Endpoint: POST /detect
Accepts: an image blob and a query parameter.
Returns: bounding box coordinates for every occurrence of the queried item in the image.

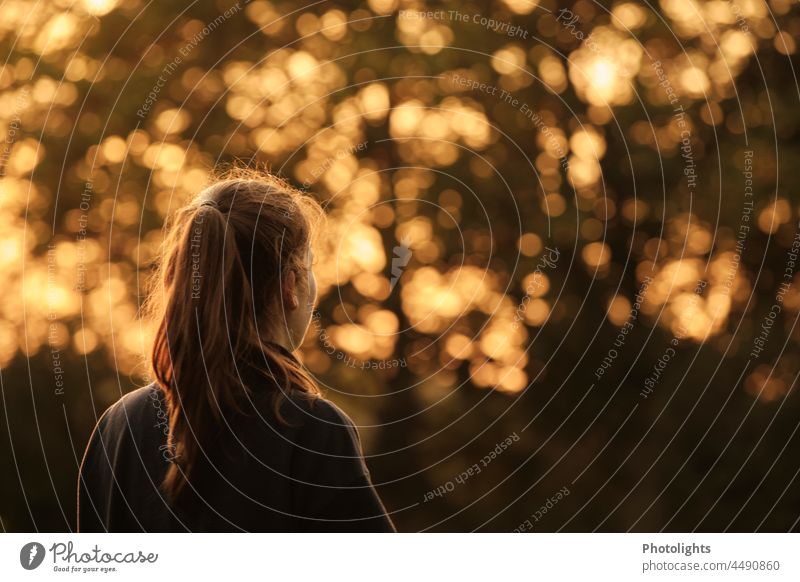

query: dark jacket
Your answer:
[77,370,396,532]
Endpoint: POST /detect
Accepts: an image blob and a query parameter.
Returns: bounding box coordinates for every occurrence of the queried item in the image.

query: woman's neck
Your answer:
[263,326,295,354]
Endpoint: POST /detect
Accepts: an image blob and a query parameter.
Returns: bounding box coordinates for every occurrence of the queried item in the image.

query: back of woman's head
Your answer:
[146,168,324,503]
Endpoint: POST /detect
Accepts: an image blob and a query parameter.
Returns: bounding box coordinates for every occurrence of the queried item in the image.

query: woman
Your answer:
[77,170,395,532]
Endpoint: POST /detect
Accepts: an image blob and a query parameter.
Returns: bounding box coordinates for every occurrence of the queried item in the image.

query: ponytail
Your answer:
[147,173,323,503]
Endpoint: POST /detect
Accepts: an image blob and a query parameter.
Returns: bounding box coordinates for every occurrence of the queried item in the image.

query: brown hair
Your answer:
[146,168,324,503]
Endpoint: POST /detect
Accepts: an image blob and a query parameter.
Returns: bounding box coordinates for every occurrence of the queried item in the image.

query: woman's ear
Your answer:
[282,269,299,310]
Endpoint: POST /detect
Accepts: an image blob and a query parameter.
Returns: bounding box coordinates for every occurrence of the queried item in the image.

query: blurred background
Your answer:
[1,0,799,532]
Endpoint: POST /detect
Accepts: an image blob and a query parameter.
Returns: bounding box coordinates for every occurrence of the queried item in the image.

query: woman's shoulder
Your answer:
[93,384,164,432]
[285,394,371,486]
[281,393,363,451]
[111,383,163,412]
[95,383,360,448]
[283,392,356,429]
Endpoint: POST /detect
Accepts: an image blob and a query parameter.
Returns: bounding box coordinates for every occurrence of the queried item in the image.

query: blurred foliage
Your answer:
[1,0,800,532]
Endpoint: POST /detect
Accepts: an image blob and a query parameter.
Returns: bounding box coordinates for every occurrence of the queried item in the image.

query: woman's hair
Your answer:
[145,168,324,503]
